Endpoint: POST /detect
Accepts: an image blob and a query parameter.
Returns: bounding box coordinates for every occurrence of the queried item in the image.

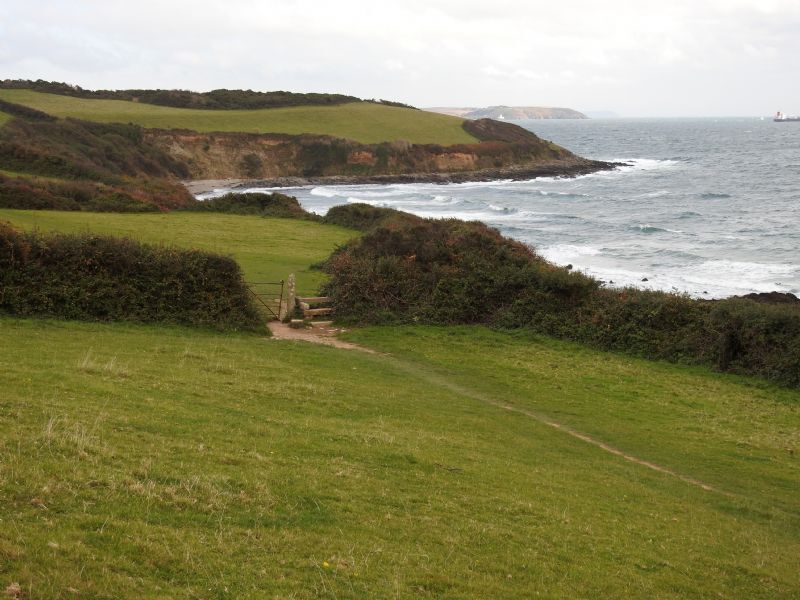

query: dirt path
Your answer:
[267,323,725,495]
[390,362,726,495]
[267,321,376,353]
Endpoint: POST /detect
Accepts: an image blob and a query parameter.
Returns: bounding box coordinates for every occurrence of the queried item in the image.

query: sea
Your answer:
[198,118,800,298]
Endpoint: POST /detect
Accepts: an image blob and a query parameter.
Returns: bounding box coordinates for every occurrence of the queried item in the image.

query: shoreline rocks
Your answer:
[185,159,621,194]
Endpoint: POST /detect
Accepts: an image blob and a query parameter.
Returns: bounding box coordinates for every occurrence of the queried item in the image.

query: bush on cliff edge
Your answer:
[322,217,800,387]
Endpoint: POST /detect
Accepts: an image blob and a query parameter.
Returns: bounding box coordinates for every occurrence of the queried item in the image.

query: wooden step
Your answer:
[297,296,331,304]
[304,307,333,317]
[309,320,333,328]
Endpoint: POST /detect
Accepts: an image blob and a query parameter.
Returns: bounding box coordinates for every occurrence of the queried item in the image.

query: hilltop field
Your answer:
[1,208,800,597]
[0,89,477,145]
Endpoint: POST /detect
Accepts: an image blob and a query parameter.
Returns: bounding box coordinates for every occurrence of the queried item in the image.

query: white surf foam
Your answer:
[310,186,341,198]
[540,244,602,265]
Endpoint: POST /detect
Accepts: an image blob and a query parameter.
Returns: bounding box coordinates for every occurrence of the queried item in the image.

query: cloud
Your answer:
[2,0,799,115]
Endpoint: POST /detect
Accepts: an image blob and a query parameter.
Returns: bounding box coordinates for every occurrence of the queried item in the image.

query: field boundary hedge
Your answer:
[321,211,800,387]
[0,222,262,330]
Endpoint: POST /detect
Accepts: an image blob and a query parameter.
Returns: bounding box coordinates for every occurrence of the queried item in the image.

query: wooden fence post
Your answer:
[281,273,296,320]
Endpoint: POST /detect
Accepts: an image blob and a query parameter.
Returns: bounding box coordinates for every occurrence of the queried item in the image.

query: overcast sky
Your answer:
[2,0,799,116]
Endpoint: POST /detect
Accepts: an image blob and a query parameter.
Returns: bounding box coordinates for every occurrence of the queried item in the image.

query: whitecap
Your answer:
[310,186,341,198]
[540,244,602,265]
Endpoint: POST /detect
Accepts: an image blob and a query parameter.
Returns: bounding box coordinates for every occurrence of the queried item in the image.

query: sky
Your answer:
[2,0,799,117]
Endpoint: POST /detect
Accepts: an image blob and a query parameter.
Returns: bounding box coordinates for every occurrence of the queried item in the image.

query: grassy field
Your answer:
[0,111,10,128]
[0,210,356,295]
[345,327,800,517]
[0,89,477,145]
[2,210,798,596]
[1,319,798,598]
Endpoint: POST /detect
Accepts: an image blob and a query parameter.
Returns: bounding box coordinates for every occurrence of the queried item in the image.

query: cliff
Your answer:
[144,118,612,184]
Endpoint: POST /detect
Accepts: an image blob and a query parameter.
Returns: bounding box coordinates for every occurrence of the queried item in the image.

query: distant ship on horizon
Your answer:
[774,111,800,122]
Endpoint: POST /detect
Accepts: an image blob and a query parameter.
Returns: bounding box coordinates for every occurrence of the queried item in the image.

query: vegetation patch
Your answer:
[0,172,169,212]
[0,222,261,330]
[184,192,317,219]
[0,89,477,145]
[323,217,800,387]
[0,105,192,211]
[0,78,414,110]
[322,202,423,231]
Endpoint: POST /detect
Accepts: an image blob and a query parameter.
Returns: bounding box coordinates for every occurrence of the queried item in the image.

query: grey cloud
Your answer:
[2,0,799,116]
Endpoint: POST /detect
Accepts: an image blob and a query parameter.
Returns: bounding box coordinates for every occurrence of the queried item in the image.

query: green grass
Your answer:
[1,319,799,597]
[0,89,477,145]
[0,111,10,128]
[345,326,800,514]
[0,210,356,295]
[0,169,66,183]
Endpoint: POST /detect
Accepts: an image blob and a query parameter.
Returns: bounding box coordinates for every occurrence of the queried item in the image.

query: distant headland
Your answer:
[426,105,588,120]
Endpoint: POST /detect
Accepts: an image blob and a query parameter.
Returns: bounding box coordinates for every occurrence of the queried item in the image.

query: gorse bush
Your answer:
[0,222,262,330]
[0,102,193,211]
[0,116,190,183]
[322,218,598,324]
[0,173,162,212]
[322,203,423,231]
[184,192,317,219]
[323,216,800,387]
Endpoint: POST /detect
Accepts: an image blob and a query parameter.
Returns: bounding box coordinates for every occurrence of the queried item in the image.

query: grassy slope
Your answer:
[1,319,798,598]
[0,90,477,145]
[0,210,355,295]
[0,111,9,128]
[346,327,800,515]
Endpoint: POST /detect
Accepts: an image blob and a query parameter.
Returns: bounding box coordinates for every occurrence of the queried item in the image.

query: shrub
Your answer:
[322,203,423,231]
[322,214,800,387]
[0,174,161,212]
[0,115,190,183]
[322,218,597,324]
[0,223,262,330]
[240,153,263,178]
[0,80,368,110]
[299,141,350,176]
[183,192,317,219]
[709,299,800,382]
[0,104,194,211]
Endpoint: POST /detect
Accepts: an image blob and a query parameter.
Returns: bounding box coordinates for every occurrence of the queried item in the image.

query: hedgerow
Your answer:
[0,222,262,330]
[322,217,800,387]
[0,79,415,110]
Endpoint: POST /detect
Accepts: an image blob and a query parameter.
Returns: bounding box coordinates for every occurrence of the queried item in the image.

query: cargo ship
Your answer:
[774,111,800,122]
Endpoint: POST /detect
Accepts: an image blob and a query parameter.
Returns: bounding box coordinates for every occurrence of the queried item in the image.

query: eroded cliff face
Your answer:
[144,119,598,182]
[148,131,298,179]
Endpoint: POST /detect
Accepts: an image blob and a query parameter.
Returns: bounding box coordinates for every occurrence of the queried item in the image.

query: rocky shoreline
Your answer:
[185,159,621,195]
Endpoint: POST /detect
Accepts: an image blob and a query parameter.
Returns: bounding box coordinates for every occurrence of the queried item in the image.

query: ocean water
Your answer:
[198,118,800,298]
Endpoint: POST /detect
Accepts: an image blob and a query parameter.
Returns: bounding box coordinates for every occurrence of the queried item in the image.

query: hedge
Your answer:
[0,222,262,330]
[322,217,800,387]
